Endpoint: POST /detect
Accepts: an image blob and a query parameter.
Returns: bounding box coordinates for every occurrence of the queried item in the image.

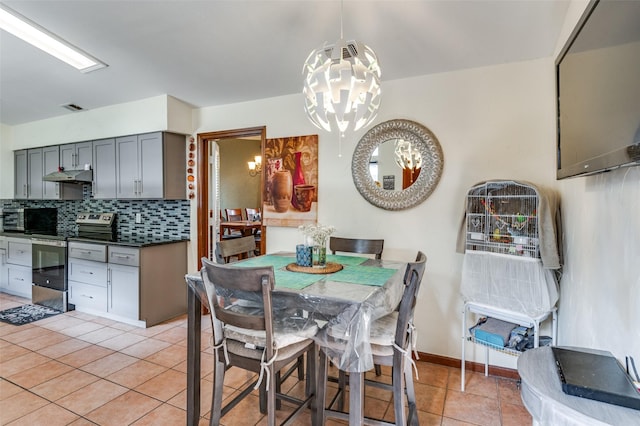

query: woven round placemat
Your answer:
[285,262,343,274]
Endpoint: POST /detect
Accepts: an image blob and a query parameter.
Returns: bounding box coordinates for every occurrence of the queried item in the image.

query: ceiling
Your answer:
[0,0,570,127]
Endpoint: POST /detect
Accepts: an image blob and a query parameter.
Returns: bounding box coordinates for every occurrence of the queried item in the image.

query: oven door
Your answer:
[32,238,67,291]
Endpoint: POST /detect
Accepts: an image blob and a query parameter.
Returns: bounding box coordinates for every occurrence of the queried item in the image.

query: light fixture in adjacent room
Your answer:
[248,155,262,177]
[302,0,382,137]
[0,4,107,73]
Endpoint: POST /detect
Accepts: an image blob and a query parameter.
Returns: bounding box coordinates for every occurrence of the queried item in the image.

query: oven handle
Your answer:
[32,238,67,248]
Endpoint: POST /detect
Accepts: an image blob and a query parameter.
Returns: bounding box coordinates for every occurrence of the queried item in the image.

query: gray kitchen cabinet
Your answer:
[14,146,64,200]
[0,237,8,293]
[108,263,139,319]
[2,237,32,298]
[14,150,27,199]
[92,138,116,199]
[115,132,185,199]
[68,257,108,312]
[60,141,93,170]
[27,148,44,199]
[42,146,60,199]
[67,240,186,327]
[15,148,46,199]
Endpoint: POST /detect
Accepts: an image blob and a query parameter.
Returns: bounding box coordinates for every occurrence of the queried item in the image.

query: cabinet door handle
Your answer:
[138,180,143,195]
[81,270,94,275]
[81,294,94,299]
[23,184,27,197]
[15,277,25,281]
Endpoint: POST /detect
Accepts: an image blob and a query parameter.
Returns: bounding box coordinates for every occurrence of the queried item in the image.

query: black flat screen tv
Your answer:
[556,0,640,179]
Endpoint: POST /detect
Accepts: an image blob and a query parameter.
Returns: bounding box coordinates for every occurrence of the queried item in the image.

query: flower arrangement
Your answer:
[298,223,335,246]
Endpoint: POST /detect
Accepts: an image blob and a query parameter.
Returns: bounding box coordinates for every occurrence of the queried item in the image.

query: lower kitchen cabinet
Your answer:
[1,237,32,298]
[108,263,139,319]
[67,240,186,327]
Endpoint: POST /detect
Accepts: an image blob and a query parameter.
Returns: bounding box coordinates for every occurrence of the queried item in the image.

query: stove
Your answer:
[76,212,117,241]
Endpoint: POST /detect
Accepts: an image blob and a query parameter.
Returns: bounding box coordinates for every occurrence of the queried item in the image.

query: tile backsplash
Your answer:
[1,198,190,240]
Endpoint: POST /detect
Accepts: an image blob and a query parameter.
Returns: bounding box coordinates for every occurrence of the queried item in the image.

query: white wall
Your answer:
[194,57,558,368]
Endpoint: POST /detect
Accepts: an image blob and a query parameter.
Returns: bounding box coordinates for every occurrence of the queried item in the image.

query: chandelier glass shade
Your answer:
[394,139,423,170]
[302,38,382,134]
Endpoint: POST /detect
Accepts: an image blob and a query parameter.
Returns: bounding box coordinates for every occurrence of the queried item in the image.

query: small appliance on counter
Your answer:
[3,207,57,234]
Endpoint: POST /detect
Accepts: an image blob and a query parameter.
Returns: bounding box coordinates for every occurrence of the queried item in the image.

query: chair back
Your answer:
[200,257,275,337]
[215,236,256,263]
[245,207,261,221]
[225,208,244,221]
[394,251,427,349]
[329,236,384,259]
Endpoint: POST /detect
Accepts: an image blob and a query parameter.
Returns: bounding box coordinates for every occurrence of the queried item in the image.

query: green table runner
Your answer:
[234,254,399,290]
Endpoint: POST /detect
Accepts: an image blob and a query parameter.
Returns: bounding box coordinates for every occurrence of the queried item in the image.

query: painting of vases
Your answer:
[263,135,318,227]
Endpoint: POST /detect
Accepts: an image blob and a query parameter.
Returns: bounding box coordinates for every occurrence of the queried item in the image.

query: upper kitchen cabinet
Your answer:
[14,148,43,199]
[14,150,27,199]
[115,132,185,199]
[60,141,93,170]
[92,138,116,199]
[15,146,82,200]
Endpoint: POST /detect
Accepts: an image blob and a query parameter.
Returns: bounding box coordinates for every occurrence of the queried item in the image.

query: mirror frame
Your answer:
[352,119,444,210]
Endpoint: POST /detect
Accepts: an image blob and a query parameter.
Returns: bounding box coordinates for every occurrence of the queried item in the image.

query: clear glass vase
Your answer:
[311,239,327,268]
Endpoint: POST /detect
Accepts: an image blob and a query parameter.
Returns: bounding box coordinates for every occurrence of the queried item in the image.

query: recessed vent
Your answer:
[62,103,84,112]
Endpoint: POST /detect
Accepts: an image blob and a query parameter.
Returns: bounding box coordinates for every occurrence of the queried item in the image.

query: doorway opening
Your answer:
[196,126,266,269]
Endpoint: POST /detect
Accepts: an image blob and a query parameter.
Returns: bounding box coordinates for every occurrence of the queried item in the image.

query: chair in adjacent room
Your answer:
[329,236,384,260]
[220,210,243,240]
[200,257,319,426]
[225,208,244,222]
[245,207,262,255]
[315,251,427,426]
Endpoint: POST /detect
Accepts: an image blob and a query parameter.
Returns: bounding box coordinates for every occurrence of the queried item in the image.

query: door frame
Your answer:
[196,126,266,269]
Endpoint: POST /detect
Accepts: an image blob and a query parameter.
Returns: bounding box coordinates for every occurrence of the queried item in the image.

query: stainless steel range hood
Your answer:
[43,169,93,183]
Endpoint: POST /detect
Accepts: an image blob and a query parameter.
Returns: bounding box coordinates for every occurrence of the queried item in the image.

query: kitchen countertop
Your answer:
[68,236,190,248]
[1,231,189,247]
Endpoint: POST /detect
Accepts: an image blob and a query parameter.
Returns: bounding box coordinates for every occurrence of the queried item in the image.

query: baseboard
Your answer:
[415,351,520,380]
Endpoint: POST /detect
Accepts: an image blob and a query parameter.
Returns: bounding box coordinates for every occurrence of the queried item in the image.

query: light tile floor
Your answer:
[0,293,532,425]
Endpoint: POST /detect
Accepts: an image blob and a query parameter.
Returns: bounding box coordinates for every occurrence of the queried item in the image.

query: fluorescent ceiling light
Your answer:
[0,4,106,73]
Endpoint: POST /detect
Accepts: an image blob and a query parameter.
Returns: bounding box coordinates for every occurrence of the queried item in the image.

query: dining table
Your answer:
[184,252,408,426]
[219,220,262,237]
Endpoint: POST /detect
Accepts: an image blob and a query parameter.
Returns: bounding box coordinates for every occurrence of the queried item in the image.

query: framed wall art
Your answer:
[263,134,318,227]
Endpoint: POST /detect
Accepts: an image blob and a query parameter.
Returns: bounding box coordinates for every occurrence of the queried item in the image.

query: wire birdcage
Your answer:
[465,181,540,258]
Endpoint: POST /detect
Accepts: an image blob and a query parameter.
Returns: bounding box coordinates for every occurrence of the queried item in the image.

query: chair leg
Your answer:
[392,354,407,426]
[337,370,347,411]
[404,361,419,426]
[297,354,305,380]
[374,363,382,376]
[210,357,225,426]
[316,348,328,426]
[268,363,277,426]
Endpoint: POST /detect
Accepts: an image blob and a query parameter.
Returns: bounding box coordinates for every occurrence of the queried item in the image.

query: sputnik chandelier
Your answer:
[394,139,423,171]
[302,0,382,139]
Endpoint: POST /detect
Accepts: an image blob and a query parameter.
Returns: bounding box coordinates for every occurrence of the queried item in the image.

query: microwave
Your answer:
[2,208,57,234]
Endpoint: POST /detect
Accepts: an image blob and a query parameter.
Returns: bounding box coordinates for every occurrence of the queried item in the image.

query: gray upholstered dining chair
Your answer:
[329,236,384,259]
[329,236,386,375]
[215,235,256,264]
[200,257,319,426]
[315,251,427,426]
